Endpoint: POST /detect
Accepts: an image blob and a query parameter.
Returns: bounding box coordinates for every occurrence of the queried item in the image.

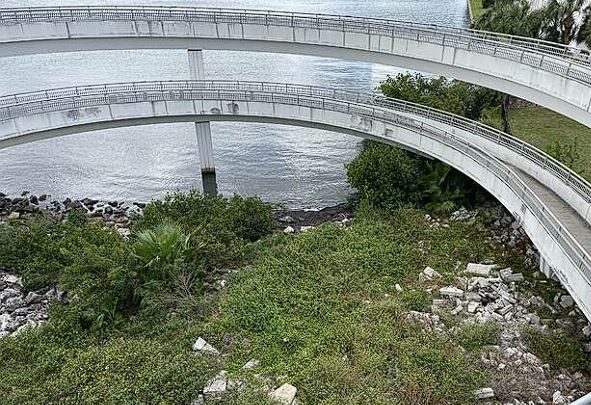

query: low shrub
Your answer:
[136,191,276,269]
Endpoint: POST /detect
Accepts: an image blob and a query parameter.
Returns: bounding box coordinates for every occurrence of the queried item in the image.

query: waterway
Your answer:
[0,0,469,208]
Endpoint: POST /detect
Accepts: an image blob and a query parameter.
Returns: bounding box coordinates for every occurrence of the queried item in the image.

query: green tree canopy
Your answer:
[474,0,545,38]
[379,73,501,121]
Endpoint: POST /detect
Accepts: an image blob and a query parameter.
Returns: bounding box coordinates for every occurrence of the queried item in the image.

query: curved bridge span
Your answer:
[0,80,591,319]
[2,7,591,126]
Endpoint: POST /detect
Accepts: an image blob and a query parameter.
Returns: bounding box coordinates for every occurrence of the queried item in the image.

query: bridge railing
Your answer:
[1,7,591,86]
[1,80,590,289]
[1,80,590,206]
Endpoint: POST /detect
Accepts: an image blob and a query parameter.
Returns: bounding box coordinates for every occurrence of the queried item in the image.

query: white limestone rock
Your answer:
[203,371,227,399]
[2,274,22,286]
[283,226,295,234]
[553,390,567,405]
[466,263,496,277]
[243,358,261,370]
[499,267,513,280]
[191,394,205,405]
[505,273,524,282]
[422,266,442,280]
[440,286,464,298]
[270,383,298,405]
[117,227,131,238]
[467,301,479,313]
[474,387,495,400]
[559,295,575,308]
[192,337,220,355]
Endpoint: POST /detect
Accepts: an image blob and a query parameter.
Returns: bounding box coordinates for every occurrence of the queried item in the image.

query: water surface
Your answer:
[0,0,468,207]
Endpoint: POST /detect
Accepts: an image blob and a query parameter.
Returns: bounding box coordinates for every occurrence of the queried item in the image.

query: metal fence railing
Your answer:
[1,80,589,205]
[1,7,591,86]
[0,80,590,289]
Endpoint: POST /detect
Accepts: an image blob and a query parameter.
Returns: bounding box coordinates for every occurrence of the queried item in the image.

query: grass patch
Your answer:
[482,104,590,180]
[469,0,484,19]
[523,327,591,372]
[501,106,591,180]
[457,323,501,351]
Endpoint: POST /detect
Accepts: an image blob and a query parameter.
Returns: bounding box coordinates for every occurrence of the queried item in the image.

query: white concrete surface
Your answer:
[2,7,591,126]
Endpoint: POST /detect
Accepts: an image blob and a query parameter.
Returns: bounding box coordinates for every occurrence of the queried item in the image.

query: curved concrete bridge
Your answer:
[0,79,590,320]
[2,7,591,126]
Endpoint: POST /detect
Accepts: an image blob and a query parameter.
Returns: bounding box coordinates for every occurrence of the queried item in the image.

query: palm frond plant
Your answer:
[132,222,202,281]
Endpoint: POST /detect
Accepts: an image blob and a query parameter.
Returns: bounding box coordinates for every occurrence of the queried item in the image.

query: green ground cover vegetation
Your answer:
[0,189,550,404]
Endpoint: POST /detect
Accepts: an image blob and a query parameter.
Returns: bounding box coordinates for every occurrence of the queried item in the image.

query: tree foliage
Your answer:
[347,142,488,214]
[346,142,422,209]
[476,0,591,46]
[380,73,501,121]
[475,0,545,38]
[542,0,586,44]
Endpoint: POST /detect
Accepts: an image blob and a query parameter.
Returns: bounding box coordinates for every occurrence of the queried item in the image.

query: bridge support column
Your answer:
[188,50,217,196]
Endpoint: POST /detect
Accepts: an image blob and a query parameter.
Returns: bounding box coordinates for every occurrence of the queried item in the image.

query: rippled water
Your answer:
[0,0,468,208]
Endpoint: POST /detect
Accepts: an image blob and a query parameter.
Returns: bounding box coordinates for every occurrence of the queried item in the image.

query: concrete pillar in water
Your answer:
[188,50,217,196]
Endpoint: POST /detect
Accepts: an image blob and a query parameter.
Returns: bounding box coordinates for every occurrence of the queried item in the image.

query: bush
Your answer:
[346,141,422,209]
[346,142,490,213]
[136,191,276,269]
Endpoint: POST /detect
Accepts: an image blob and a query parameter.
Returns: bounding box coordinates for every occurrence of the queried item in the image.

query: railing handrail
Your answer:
[0,6,590,74]
[0,5,573,47]
[1,79,589,205]
[1,79,588,293]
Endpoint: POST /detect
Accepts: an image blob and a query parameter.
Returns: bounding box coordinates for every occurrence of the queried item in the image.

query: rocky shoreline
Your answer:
[0,272,65,339]
[0,193,358,240]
